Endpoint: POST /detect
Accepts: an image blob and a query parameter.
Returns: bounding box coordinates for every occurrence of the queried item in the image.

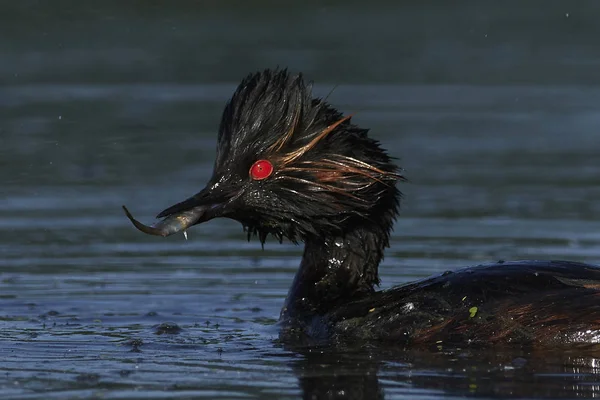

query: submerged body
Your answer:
[123,69,600,348]
[283,260,600,347]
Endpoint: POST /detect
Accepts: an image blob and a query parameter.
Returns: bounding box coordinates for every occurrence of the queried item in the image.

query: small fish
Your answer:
[122,205,207,237]
[183,230,188,240]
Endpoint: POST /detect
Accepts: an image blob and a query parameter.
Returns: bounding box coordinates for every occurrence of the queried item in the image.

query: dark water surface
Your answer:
[2,2,600,399]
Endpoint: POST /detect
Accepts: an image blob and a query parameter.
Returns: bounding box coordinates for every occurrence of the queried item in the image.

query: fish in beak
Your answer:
[122,185,228,238]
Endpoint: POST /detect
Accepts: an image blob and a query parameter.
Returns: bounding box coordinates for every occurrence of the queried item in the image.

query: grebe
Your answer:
[123,69,600,348]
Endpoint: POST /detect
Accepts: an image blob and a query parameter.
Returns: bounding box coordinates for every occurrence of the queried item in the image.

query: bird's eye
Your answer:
[249,159,274,180]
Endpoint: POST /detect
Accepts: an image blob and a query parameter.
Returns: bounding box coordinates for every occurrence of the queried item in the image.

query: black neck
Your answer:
[280,226,388,321]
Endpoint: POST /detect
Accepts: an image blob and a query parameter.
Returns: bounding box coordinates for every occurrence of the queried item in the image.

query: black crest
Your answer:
[213,69,402,244]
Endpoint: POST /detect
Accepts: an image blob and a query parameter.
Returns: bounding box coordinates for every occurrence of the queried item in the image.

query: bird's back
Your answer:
[328,260,600,347]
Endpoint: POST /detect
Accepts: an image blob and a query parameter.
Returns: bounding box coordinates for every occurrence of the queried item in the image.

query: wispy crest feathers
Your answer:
[216,69,402,243]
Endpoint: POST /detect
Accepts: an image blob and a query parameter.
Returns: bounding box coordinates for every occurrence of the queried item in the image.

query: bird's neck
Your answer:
[280,226,388,321]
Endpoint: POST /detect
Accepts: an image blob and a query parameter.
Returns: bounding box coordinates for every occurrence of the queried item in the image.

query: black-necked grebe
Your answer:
[123,69,600,348]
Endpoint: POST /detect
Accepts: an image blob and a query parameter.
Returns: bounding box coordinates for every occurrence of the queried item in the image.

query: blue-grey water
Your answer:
[2,2,600,399]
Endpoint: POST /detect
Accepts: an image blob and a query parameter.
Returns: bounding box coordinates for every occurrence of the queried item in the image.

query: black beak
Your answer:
[122,185,226,237]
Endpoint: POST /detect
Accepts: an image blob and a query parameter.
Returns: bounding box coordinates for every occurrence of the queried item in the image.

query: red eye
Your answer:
[249,159,274,180]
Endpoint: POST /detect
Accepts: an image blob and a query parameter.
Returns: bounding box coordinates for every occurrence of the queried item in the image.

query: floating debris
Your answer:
[154,322,183,335]
[469,306,478,318]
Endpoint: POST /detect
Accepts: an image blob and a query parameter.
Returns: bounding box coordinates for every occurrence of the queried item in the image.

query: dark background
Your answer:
[3,1,600,85]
